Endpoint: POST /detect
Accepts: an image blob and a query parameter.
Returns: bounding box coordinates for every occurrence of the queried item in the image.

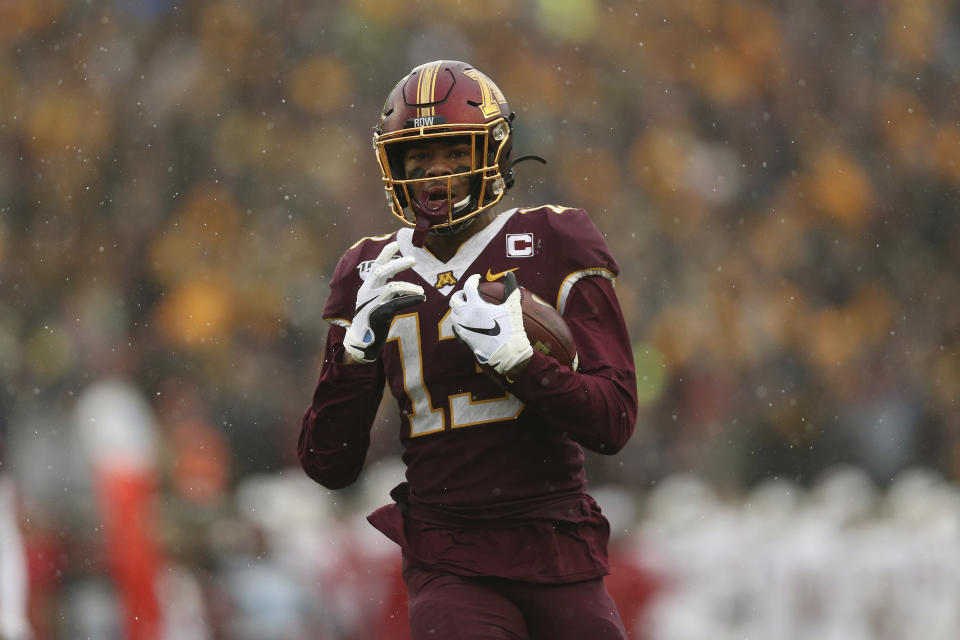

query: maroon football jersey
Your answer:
[304,205,636,582]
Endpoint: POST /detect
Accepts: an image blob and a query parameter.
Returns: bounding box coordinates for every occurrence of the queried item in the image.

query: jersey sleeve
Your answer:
[299,236,394,489]
[545,207,620,314]
[507,206,636,453]
[509,275,637,453]
[298,324,386,489]
[322,251,361,327]
[321,232,399,326]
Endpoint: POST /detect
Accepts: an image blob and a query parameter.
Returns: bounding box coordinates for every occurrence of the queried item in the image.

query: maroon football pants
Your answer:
[402,556,628,640]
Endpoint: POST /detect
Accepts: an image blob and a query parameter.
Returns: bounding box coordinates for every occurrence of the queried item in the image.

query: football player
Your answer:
[298,60,638,639]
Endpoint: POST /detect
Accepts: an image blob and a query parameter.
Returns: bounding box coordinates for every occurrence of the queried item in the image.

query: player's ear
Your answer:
[502,270,519,301]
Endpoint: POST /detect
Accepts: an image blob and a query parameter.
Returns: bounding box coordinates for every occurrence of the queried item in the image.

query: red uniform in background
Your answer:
[299,60,638,640]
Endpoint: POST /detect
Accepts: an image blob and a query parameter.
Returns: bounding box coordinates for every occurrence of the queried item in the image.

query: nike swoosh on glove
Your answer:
[344,241,425,363]
[449,271,533,375]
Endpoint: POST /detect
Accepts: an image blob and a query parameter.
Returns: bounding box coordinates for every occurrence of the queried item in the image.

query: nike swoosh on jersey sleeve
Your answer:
[485,267,519,281]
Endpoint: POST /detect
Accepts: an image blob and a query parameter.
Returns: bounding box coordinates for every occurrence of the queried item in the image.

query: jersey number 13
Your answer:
[387,312,524,437]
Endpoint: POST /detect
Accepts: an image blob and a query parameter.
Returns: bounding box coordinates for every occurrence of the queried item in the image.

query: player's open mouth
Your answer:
[419,186,451,214]
[427,186,449,201]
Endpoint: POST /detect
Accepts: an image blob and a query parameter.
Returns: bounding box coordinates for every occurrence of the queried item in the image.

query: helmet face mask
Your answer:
[373,61,514,237]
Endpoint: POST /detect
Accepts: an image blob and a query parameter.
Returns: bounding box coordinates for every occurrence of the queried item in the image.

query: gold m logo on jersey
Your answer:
[463,69,507,119]
[435,271,458,288]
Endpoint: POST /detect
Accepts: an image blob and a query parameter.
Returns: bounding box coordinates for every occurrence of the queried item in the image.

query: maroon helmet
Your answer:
[373,61,517,243]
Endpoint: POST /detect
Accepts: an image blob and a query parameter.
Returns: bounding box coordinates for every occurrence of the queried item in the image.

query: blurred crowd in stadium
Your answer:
[0,0,958,638]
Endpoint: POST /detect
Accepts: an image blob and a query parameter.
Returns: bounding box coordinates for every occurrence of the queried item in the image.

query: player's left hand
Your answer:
[449,271,533,375]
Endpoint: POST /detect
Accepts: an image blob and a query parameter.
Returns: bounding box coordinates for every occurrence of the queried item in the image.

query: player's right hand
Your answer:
[343,241,425,363]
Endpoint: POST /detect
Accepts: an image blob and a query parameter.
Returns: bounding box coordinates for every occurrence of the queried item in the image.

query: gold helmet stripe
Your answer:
[416,60,444,118]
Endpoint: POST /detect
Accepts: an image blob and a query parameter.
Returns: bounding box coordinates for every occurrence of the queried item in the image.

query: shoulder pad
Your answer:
[516,204,582,217]
[323,232,398,325]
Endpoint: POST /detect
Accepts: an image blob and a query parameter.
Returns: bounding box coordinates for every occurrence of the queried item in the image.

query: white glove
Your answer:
[449,271,533,375]
[344,241,425,363]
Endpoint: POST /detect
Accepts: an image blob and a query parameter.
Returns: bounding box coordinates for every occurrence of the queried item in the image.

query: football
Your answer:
[477,280,578,370]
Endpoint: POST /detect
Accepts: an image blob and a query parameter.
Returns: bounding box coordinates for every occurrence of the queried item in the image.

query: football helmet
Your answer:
[373,60,518,245]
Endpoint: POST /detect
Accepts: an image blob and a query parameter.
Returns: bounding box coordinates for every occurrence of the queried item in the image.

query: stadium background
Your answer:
[1,0,959,638]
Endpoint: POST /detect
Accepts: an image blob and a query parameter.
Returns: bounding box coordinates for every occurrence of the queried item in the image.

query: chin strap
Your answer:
[411,193,475,247]
[452,193,473,214]
[430,214,477,237]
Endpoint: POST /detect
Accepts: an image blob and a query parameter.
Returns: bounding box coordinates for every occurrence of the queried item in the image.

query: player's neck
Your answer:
[423,210,496,263]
